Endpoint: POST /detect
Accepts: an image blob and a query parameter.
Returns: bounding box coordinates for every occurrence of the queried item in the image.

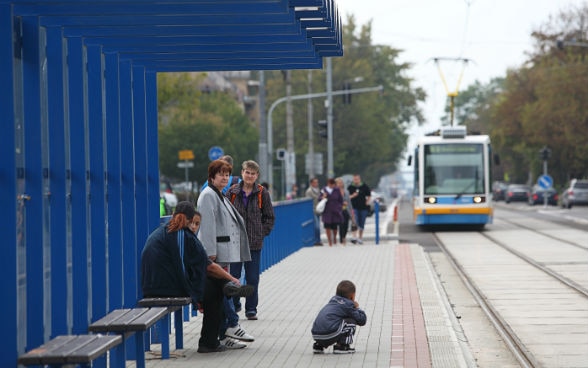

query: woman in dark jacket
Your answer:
[320,178,344,246]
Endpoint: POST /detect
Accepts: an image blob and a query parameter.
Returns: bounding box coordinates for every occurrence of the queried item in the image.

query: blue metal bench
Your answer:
[18,334,122,368]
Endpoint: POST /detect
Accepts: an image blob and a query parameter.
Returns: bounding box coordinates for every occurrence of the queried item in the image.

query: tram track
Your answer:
[432,216,588,368]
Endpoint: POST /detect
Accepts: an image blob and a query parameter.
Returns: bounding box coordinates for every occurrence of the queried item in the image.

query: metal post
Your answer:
[307,70,314,179]
[326,58,334,178]
[258,71,268,183]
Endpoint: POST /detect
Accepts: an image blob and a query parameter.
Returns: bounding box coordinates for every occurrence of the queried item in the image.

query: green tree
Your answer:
[157,73,258,184]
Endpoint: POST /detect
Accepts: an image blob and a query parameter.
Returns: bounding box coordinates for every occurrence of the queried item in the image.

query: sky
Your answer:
[334,0,586,166]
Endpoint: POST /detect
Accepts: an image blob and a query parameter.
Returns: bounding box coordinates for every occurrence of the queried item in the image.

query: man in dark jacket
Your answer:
[226,160,275,320]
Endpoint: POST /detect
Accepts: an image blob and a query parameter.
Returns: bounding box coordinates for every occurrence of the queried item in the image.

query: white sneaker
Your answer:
[221,337,246,349]
[225,324,255,342]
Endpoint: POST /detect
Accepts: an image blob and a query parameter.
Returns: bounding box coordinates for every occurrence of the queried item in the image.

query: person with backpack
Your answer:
[226,160,275,321]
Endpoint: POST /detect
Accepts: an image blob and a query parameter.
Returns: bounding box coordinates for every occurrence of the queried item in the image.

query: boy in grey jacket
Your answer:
[311,280,367,354]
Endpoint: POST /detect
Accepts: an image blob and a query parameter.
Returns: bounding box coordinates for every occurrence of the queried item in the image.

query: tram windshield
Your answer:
[424,143,485,195]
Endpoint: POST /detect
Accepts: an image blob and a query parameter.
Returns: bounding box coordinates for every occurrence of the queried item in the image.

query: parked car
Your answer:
[160,181,178,215]
[492,181,509,201]
[505,184,530,203]
[560,179,588,209]
[528,185,558,206]
[367,191,387,216]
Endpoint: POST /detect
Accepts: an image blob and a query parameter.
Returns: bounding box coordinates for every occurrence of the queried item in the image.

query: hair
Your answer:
[167,213,190,232]
[336,280,356,299]
[241,160,260,173]
[208,159,233,181]
[219,155,234,166]
[335,177,344,186]
[327,178,336,186]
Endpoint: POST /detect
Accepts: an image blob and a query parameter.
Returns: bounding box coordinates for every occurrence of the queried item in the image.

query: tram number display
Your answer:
[426,144,481,154]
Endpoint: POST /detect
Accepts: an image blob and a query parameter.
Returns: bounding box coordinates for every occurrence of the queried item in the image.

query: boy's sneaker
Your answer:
[220,337,246,349]
[312,342,325,354]
[333,344,355,354]
[225,324,255,342]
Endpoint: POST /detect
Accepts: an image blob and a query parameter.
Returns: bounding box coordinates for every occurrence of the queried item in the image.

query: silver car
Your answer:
[561,179,588,209]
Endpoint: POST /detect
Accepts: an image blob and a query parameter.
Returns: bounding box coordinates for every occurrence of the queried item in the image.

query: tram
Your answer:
[408,126,496,227]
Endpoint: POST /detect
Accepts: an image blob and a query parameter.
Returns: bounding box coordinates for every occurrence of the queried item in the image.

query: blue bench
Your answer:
[137,297,192,359]
[18,334,122,368]
[89,307,168,368]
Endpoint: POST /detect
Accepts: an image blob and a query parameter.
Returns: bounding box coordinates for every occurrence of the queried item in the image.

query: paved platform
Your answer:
[134,207,471,368]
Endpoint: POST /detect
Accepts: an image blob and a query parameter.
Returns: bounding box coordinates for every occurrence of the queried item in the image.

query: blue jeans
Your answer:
[230,250,260,316]
[313,214,321,243]
[219,296,239,339]
[353,209,368,230]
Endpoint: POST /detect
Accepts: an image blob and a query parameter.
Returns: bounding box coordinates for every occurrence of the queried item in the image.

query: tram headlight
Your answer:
[425,196,437,204]
[473,196,485,203]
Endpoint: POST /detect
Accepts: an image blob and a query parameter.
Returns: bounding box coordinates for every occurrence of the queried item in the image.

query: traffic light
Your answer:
[317,120,328,138]
[540,146,551,161]
[342,82,352,104]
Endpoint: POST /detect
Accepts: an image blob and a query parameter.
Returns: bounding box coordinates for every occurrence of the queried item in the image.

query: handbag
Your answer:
[315,197,328,214]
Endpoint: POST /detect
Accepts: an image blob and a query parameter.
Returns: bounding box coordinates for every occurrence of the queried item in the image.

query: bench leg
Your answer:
[110,342,126,368]
[160,316,170,359]
[174,308,185,349]
[134,332,146,368]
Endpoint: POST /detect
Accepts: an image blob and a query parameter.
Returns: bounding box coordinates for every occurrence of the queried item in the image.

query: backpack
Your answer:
[230,184,264,209]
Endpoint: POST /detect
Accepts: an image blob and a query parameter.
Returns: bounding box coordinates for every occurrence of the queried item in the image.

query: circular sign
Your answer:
[537,174,553,189]
[208,146,224,161]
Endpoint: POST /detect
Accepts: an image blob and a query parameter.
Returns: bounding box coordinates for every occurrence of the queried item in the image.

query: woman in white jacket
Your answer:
[196,159,252,353]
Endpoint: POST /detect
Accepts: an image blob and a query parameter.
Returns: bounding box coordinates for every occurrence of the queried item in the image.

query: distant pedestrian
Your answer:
[305,177,322,245]
[311,280,367,354]
[347,174,371,244]
[320,178,344,246]
[335,177,354,245]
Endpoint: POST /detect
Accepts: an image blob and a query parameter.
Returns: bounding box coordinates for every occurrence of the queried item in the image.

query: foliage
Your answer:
[157,73,258,185]
[264,16,426,187]
[442,4,588,188]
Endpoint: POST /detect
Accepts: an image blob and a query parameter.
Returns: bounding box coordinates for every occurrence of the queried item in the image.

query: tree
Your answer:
[157,73,258,184]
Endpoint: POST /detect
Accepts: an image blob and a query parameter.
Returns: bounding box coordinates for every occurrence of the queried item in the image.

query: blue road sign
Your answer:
[208,146,224,161]
[537,174,553,189]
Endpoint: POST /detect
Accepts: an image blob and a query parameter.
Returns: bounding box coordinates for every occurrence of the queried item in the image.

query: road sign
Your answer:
[178,149,194,160]
[208,146,224,161]
[177,161,194,168]
[537,174,553,189]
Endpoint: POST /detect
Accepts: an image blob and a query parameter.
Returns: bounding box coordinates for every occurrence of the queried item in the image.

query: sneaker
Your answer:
[197,344,227,353]
[246,313,258,320]
[357,239,363,245]
[225,324,255,342]
[313,342,325,354]
[333,344,355,354]
[350,239,358,244]
[223,282,254,298]
[220,337,246,349]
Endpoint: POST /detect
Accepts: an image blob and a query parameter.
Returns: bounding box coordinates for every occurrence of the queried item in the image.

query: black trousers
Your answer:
[198,276,226,348]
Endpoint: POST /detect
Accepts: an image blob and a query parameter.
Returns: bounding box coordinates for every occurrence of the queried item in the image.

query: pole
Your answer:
[326,58,334,178]
[266,84,384,191]
[543,158,548,208]
[307,70,314,179]
[258,71,268,184]
[286,70,295,192]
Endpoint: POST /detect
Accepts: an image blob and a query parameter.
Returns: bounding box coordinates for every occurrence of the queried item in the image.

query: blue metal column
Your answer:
[46,25,69,337]
[86,43,108,321]
[119,58,138,307]
[22,15,46,350]
[104,51,123,311]
[66,36,91,334]
[0,5,18,368]
[132,65,149,300]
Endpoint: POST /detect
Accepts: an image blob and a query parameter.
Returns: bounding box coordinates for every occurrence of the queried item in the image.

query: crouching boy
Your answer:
[311,280,367,354]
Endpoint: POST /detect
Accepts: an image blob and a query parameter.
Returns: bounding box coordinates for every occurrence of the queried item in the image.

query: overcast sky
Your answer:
[335,0,585,145]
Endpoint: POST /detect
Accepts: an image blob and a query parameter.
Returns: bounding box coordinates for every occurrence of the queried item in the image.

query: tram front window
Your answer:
[424,144,484,195]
